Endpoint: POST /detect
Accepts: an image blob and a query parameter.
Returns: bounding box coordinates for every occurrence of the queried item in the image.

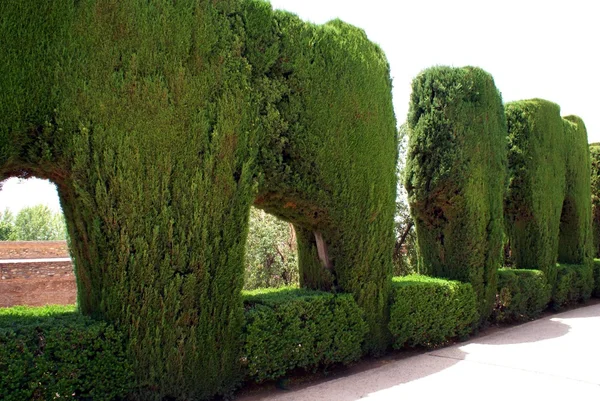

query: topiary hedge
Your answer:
[505,99,566,274]
[494,269,551,322]
[389,275,479,349]
[590,146,600,258]
[405,66,507,321]
[547,263,593,310]
[0,306,133,401]
[593,259,600,297]
[242,287,368,383]
[0,1,397,398]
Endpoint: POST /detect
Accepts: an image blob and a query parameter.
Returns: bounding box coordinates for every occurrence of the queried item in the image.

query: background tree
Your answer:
[244,208,299,290]
[394,123,417,276]
[13,205,66,241]
[0,208,15,240]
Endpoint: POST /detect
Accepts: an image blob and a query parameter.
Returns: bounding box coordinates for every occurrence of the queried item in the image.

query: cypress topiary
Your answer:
[0,1,397,398]
[590,145,600,257]
[505,101,593,278]
[405,66,507,320]
[247,4,397,354]
[504,100,567,273]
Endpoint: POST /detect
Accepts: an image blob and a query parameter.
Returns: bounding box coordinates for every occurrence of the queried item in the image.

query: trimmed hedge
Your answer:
[590,146,600,258]
[405,66,507,320]
[1,1,397,397]
[505,99,566,274]
[547,263,593,310]
[494,269,551,322]
[242,287,368,382]
[593,259,600,297]
[389,275,479,349]
[0,306,133,401]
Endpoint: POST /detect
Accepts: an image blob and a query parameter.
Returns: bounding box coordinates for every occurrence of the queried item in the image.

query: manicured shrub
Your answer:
[494,269,551,322]
[0,0,397,397]
[242,287,368,382]
[505,102,593,275]
[590,145,600,258]
[389,275,479,349]
[250,5,397,354]
[593,259,600,297]
[559,116,593,265]
[405,66,507,320]
[0,306,133,401]
[505,99,566,274]
[547,263,593,310]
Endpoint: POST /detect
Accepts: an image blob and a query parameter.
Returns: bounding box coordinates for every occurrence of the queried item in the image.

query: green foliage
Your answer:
[389,275,479,349]
[244,208,298,290]
[394,123,417,276]
[246,3,398,354]
[505,101,593,275]
[0,208,15,240]
[242,287,368,382]
[405,66,507,320]
[558,116,592,265]
[0,306,133,401]
[590,145,600,258]
[593,259,600,297]
[494,269,551,322]
[10,205,66,241]
[547,263,593,310]
[0,0,397,397]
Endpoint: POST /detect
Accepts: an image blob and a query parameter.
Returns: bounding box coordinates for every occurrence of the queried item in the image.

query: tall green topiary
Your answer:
[590,145,600,257]
[559,116,592,265]
[505,101,593,275]
[504,100,567,273]
[405,66,507,320]
[247,3,397,354]
[0,1,397,398]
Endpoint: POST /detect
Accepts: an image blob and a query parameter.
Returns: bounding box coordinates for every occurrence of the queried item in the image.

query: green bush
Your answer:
[242,287,368,382]
[389,275,479,349]
[593,259,600,297]
[405,66,507,321]
[547,263,593,309]
[494,269,551,322]
[0,306,133,401]
[590,146,600,257]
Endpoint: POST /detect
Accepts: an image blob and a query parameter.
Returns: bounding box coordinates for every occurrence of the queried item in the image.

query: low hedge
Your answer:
[0,305,133,401]
[494,269,551,322]
[593,259,600,297]
[547,263,594,310]
[389,275,479,349]
[242,287,368,383]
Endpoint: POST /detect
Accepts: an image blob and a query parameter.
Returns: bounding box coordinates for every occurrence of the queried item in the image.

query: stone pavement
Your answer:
[238,302,600,400]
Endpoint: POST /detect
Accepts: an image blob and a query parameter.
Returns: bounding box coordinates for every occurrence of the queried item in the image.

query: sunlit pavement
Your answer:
[238,302,600,400]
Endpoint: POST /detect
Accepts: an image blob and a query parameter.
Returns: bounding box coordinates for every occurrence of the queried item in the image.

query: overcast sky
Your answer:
[1,0,597,213]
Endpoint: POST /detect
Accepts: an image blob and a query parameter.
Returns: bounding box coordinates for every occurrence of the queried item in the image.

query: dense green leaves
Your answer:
[389,275,478,349]
[0,306,133,401]
[0,205,66,241]
[405,66,507,320]
[494,269,551,322]
[0,0,397,398]
[242,288,367,382]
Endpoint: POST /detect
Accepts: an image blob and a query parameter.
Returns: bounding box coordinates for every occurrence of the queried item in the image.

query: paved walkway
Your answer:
[239,302,600,400]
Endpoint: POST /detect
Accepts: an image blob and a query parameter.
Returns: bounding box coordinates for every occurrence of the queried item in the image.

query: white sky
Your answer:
[1,0,598,213]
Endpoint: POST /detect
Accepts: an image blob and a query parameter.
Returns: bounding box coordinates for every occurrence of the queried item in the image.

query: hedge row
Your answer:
[241,288,368,382]
[547,263,593,310]
[494,269,551,322]
[389,275,479,348]
[0,306,133,401]
[594,259,600,297]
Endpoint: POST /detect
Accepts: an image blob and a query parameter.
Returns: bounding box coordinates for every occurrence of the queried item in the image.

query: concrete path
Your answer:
[239,302,600,400]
